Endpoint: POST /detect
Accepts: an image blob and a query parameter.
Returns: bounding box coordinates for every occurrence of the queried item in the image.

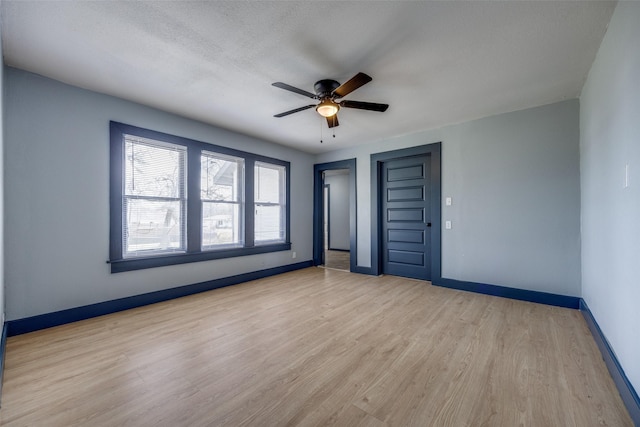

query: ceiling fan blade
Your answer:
[333,72,372,98]
[272,82,317,99]
[274,104,316,117]
[326,115,339,128]
[340,100,389,112]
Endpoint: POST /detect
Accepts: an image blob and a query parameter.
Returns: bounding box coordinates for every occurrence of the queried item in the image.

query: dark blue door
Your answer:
[381,155,432,280]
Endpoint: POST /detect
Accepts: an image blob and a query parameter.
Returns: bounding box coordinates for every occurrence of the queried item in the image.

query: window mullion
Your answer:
[284,165,290,243]
[187,147,201,253]
[245,158,255,248]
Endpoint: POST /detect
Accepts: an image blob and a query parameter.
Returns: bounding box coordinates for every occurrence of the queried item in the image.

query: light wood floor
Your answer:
[324,250,350,271]
[1,268,632,426]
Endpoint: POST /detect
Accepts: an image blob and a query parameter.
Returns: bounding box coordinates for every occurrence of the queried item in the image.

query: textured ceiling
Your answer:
[1,1,615,154]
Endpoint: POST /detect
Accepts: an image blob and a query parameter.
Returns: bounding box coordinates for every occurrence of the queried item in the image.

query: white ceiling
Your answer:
[1,1,615,154]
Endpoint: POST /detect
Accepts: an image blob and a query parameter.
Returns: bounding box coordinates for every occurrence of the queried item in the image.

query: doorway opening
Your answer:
[323,170,351,270]
[313,159,357,272]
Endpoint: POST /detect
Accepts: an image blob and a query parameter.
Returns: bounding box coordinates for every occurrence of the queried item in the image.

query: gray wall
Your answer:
[325,172,350,251]
[580,1,640,395]
[316,99,581,296]
[4,68,314,321]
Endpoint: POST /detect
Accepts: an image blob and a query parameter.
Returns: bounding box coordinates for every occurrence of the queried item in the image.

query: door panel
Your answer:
[387,208,424,222]
[382,155,432,280]
[387,186,424,201]
[388,229,424,243]
[388,249,424,265]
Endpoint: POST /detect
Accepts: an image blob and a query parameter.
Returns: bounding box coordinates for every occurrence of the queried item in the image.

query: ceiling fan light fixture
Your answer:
[316,99,339,117]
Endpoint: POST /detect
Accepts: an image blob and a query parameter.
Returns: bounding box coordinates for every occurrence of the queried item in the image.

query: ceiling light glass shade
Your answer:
[316,100,339,117]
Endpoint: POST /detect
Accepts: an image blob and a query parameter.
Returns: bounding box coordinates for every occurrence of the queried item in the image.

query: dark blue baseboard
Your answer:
[0,322,6,408]
[433,278,580,309]
[580,300,640,425]
[6,261,313,337]
[328,248,350,252]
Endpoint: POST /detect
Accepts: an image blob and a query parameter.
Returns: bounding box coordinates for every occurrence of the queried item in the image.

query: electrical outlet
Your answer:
[292,251,297,259]
[446,197,452,206]
[445,221,452,230]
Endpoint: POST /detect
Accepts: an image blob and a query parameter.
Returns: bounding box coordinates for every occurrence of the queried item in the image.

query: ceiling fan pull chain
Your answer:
[320,118,323,143]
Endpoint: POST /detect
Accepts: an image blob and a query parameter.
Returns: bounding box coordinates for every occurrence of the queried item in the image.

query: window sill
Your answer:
[109,242,292,273]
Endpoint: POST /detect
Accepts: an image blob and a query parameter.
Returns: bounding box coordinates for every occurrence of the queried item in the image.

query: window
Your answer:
[255,162,286,244]
[124,136,187,257]
[110,122,290,273]
[201,151,244,249]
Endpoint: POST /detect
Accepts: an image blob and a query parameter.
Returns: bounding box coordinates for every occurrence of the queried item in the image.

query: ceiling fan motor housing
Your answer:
[314,79,340,98]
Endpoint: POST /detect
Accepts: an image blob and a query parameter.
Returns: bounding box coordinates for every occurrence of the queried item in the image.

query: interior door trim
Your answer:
[313,159,357,272]
[370,143,442,279]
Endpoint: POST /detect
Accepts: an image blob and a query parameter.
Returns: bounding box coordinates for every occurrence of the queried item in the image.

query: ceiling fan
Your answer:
[272,72,389,128]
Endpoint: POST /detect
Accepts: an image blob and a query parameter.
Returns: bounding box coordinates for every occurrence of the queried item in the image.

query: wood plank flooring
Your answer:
[0,268,632,426]
[323,250,350,271]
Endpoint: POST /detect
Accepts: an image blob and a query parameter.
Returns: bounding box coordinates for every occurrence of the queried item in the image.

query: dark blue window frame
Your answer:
[109,121,291,273]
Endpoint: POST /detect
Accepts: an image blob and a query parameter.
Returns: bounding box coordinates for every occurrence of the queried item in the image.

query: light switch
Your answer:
[445,197,452,206]
[445,221,452,229]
